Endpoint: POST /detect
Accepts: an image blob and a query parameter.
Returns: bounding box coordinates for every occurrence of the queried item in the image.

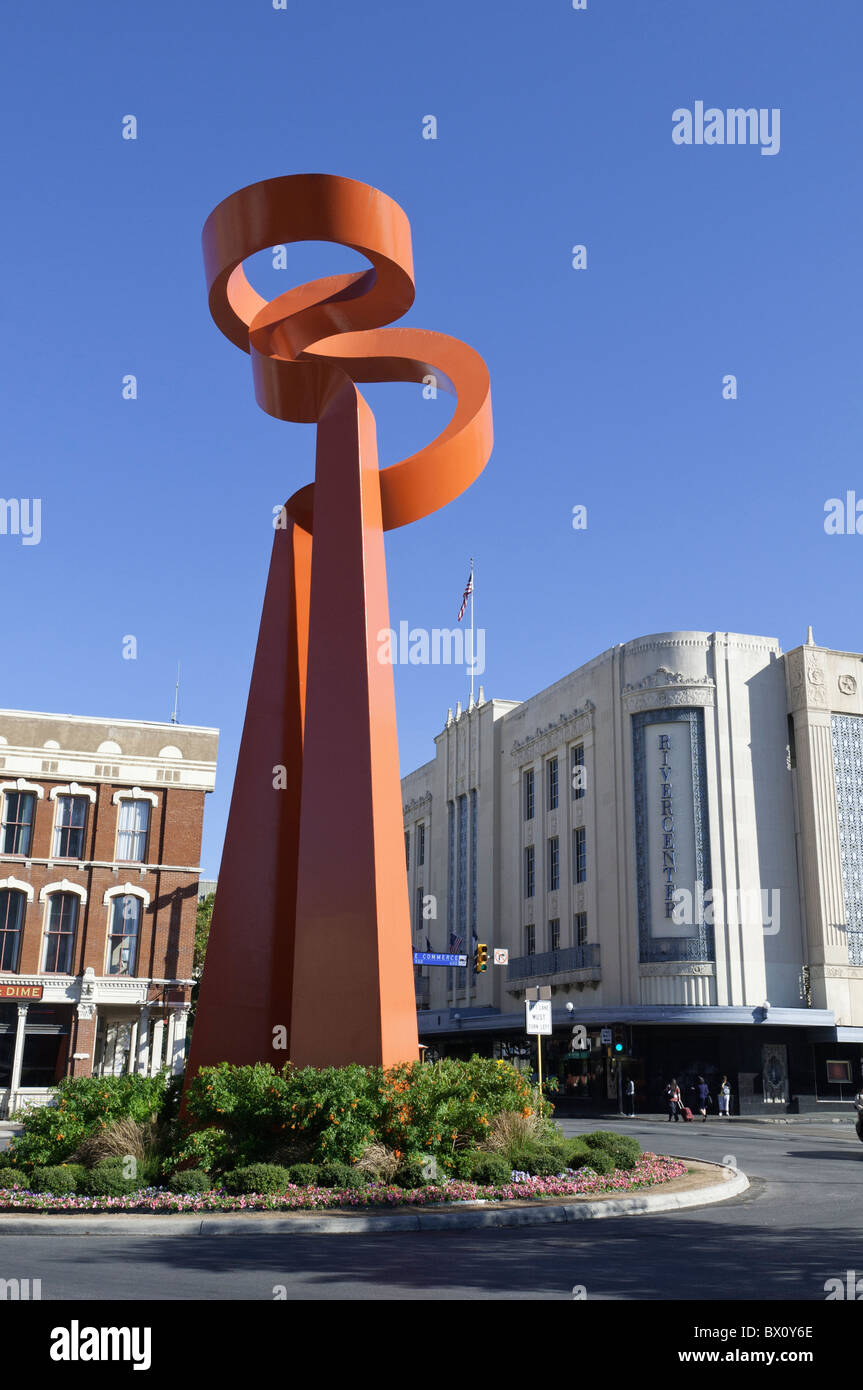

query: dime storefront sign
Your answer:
[0,984,43,1000]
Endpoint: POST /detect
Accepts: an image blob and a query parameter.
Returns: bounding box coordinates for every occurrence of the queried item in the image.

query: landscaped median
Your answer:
[0,1059,747,1230]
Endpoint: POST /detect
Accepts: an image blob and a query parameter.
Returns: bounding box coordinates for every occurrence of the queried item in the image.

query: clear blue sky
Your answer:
[1,1,861,875]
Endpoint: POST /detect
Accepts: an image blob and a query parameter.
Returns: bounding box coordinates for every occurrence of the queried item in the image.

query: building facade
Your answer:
[0,710,218,1116]
[402,630,863,1114]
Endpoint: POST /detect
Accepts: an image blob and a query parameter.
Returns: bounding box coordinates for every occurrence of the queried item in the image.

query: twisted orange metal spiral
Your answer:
[203,172,493,529]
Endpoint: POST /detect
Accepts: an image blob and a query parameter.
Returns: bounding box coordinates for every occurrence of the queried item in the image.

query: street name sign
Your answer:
[413,951,468,968]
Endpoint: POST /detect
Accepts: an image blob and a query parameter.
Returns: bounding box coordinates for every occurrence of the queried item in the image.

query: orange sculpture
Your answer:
[185,174,492,1078]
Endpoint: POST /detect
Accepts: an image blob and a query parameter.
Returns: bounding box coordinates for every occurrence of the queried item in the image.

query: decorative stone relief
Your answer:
[510,702,595,760]
[625,687,715,713]
[831,714,863,961]
[623,668,714,693]
[639,962,715,977]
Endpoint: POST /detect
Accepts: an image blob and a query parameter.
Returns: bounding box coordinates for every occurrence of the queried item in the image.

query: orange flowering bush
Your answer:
[376,1058,534,1174]
[178,1057,533,1173]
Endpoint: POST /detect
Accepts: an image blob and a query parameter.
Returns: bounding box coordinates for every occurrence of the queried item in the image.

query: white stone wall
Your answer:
[402,630,863,1027]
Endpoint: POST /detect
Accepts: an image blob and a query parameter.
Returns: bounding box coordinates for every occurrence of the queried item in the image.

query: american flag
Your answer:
[458,572,472,622]
[449,932,463,953]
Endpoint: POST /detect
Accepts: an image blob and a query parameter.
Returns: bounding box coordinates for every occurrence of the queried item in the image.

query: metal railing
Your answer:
[507,943,600,982]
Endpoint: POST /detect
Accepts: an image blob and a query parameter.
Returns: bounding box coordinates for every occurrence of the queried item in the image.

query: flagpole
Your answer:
[469,556,475,707]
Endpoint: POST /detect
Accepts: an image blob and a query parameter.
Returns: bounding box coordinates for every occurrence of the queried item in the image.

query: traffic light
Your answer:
[613,1025,625,1054]
[475,943,488,973]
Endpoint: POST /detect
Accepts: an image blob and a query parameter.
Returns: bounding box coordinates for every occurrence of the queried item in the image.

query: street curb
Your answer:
[0,1160,748,1235]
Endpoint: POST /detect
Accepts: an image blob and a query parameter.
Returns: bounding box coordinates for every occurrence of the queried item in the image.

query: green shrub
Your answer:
[508,1145,568,1178]
[79,1158,140,1197]
[180,1056,534,1174]
[577,1148,615,1176]
[222,1164,293,1195]
[315,1162,365,1190]
[563,1138,591,1166]
[582,1130,641,1171]
[286,1163,321,1187]
[169,1126,238,1175]
[6,1073,175,1170]
[466,1152,512,1186]
[393,1156,432,1189]
[30,1164,87,1194]
[168,1169,212,1195]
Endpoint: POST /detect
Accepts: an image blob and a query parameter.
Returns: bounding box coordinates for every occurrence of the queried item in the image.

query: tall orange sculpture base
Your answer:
[185,519,309,1069]
[291,384,417,1067]
[183,173,492,1086]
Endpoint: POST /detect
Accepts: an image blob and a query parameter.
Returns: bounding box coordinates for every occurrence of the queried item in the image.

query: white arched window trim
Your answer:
[0,778,44,800]
[0,876,35,902]
[49,782,97,803]
[39,879,88,905]
[111,787,158,807]
[103,882,151,909]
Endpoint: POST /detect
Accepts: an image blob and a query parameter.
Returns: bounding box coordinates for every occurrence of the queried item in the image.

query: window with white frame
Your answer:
[549,917,560,952]
[106,894,141,976]
[116,799,151,862]
[574,911,588,946]
[53,796,89,859]
[416,822,425,869]
[1,792,36,856]
[42,893,79,973]
[0,889,26,971]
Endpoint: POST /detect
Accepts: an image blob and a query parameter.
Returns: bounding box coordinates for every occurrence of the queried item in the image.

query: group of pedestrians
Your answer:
[665,1075,732,1121]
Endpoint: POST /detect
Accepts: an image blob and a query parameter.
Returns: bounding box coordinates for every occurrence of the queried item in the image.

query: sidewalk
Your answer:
[569,1111,856,1127]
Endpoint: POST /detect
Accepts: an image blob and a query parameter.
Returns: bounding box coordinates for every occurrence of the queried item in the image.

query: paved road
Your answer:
[1,1117,861,1300]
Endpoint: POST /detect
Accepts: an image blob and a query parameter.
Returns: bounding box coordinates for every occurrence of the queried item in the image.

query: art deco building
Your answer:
[402,630,863,1114]
[0,709,218,1115]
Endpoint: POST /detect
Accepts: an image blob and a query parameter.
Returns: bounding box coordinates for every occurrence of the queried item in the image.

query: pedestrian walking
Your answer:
[624,1076,636,1118]
[665,1078,682,1121]
[696,1075,710,1122]
[718,1075,731,1118]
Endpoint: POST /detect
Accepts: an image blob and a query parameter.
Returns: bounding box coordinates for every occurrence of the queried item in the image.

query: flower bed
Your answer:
[0,1154,686,1215]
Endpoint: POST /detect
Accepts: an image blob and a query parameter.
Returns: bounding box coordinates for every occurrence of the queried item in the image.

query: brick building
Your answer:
[0,709,218,1115]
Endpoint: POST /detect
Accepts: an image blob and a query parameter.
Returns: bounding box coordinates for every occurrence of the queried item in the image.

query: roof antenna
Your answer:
[171,662,181,724]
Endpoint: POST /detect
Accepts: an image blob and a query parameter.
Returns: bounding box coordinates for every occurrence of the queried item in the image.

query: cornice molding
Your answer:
[510,702,595,760]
